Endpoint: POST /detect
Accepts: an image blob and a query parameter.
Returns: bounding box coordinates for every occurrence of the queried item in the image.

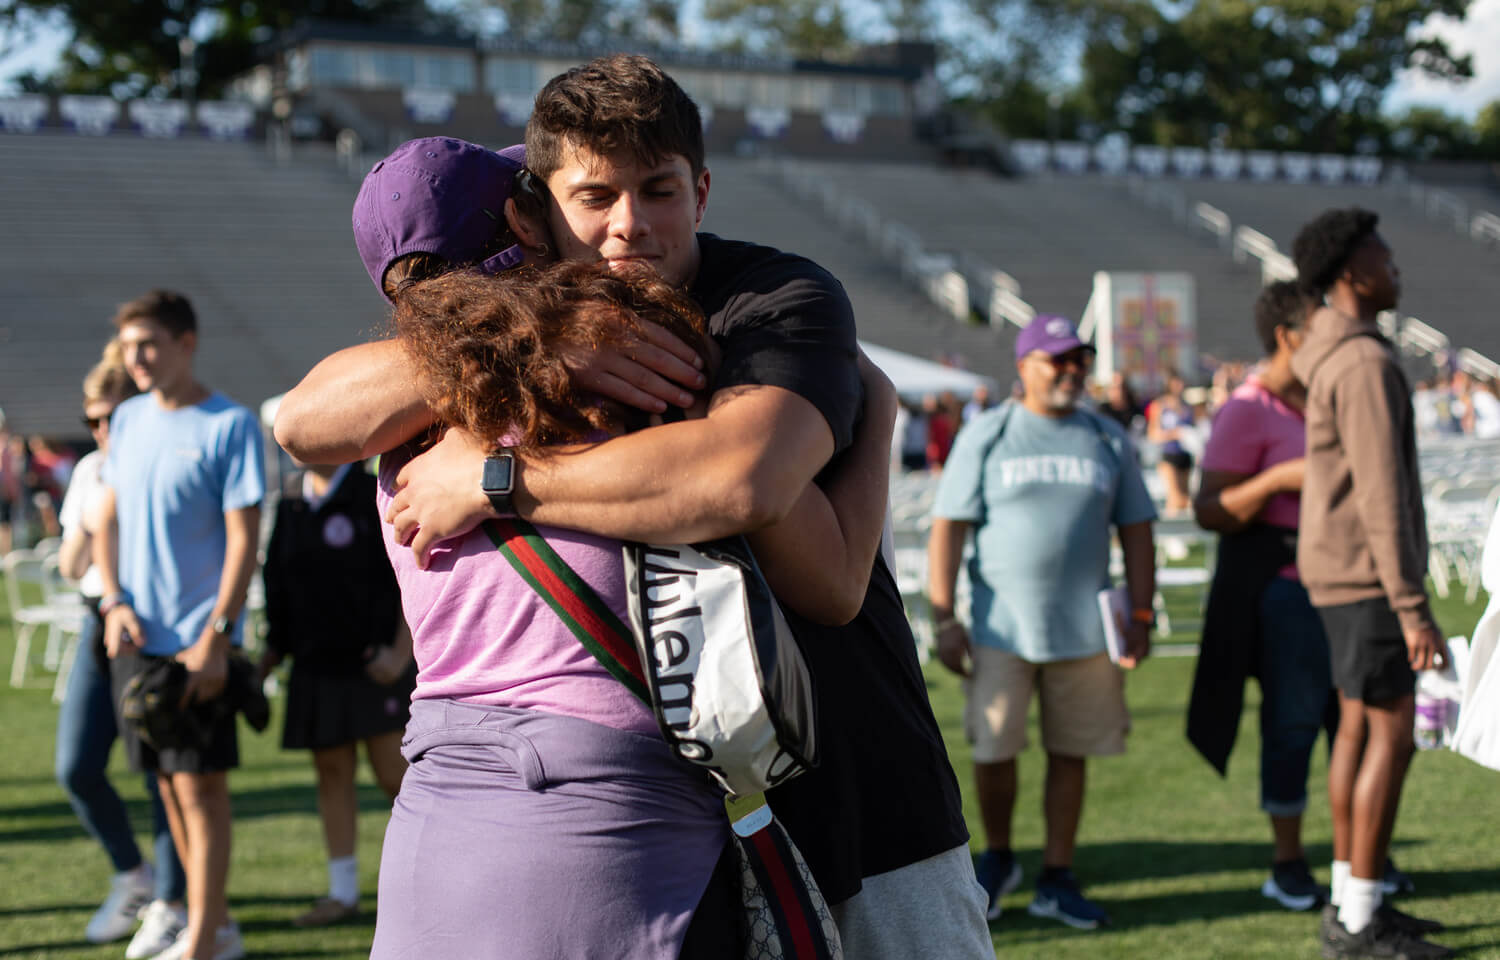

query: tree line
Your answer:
[3,0,1495,160]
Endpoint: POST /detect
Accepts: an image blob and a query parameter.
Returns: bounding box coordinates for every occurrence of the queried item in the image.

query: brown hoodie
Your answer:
[1290,306,1433,632]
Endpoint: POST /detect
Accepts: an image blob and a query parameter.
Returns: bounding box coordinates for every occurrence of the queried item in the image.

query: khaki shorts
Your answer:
[964,647,1130,763]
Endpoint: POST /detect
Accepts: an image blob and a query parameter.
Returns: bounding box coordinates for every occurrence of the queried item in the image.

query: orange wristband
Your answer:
[1130,608,1155,625]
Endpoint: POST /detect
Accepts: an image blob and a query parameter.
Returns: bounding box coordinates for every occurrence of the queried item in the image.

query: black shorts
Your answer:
[1316,597,1416,704]
[1161,449,1194,470]
[110,649,240,775]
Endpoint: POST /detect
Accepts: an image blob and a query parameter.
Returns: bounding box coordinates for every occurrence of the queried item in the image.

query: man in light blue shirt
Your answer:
[96,290,263,960]
[929,314,1157,930]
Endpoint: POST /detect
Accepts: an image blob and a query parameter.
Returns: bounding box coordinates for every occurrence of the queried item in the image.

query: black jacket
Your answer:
[1186,524,1298,775]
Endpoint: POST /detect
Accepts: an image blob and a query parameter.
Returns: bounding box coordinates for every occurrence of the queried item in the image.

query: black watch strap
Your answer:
[481,450,517,517]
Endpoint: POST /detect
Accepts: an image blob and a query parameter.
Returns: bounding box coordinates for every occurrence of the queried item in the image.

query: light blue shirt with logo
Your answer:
[933,402,1156,662]
[104,392,266,655]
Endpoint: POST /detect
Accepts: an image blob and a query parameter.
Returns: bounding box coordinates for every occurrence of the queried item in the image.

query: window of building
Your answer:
[416,52,475,92]
[368,50,416,87]
[485,57,538,95]
[308,46,358,87]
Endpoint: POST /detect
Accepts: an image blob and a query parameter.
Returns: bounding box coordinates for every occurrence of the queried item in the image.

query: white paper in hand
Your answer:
[1098,586,1130,664]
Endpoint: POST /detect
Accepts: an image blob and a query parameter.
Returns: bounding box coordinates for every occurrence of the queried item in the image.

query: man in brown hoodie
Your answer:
[1289,208,1450,960]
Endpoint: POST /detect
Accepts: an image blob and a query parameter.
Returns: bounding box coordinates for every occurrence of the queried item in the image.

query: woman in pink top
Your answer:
[1191,281,1339,913]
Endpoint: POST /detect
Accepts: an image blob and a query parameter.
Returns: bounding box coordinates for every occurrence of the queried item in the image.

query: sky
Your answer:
[2,1,1497,120]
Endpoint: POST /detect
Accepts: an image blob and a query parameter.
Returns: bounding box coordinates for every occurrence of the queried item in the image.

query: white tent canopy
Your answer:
[859,340,999,404]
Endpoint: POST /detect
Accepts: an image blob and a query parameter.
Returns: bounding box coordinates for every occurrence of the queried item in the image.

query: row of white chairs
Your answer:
[3,539,92,703]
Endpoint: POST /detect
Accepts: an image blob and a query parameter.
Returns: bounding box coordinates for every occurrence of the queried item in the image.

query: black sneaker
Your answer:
[1321,912,1452,959]
[1377,903,1444,937]
[1382,857,1416,897]
[1261,858,1325,911]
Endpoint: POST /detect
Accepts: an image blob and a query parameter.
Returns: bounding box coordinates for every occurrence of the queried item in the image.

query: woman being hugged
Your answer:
[350,139,739,960]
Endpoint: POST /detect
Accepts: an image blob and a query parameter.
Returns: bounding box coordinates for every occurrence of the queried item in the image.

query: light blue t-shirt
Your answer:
[104,392,266,655]
[932,402,1156,662]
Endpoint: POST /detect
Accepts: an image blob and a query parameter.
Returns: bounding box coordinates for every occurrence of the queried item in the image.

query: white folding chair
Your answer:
[6,549,58,687]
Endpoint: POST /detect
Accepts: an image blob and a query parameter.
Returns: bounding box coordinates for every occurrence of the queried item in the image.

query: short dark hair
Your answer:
[112,289,196,338]
[526,55,704,182]
[1253,280,1311,355]
[1291,207,1379,297]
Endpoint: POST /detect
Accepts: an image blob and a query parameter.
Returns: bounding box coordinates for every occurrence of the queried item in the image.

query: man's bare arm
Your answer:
[275,340,433,465]
[1117,520,1155,668]
[387,384,836,565]
[274,326,710,464]
[926,516,972,676]
[749,353,899,625]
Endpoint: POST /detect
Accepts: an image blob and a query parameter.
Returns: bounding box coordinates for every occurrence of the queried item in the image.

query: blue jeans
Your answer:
[1257,576,1339,817]
[55,617,185,901]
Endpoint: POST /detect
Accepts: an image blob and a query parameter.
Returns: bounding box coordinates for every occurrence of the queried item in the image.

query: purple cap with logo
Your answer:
[352,137,528,301]
[1015,313,1092,358]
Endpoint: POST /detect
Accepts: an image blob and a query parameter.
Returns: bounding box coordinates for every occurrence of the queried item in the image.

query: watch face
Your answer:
[482,455,514,494]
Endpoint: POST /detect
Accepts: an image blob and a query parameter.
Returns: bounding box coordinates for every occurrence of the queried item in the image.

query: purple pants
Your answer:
[372,699,729,960]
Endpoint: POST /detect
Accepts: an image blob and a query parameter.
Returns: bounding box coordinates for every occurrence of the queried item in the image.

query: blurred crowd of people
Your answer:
[0,409,79,554]
[894,346,1500,520]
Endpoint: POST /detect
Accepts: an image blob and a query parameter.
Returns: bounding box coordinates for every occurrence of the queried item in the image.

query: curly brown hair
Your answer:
[392,260,710,452]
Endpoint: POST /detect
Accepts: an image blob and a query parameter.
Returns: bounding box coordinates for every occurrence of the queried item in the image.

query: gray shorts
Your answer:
[830,844,994,960]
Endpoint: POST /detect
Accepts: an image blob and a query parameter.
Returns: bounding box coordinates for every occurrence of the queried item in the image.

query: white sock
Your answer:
[328,856,358,906]
[1330,860,1351,906]
[1338,876,1382,934]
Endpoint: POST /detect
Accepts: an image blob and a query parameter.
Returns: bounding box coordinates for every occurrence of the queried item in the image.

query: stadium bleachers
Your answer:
[703,156,1017,379]
[1177,178,1500,361]
[0,133,382,436]
[0,137,1006,439]
[788,163,1271,362]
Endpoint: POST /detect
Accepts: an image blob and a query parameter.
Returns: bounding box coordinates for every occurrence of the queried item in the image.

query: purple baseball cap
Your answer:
[352,137,529,301]
[1015,313,1093,358]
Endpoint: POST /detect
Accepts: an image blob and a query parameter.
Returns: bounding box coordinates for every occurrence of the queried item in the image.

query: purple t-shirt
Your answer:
[376,446,659,735]
[1202,376,1304,576]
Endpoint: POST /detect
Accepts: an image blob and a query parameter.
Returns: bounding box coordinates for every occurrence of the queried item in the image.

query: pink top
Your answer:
[1202,375,1304,578]
[376,446,659,735]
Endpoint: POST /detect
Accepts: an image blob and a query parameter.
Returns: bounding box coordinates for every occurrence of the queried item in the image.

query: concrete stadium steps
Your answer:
[1,136,1001,438]
[1178,180,1500,360]
[704,156,1017,383]
[792,163,1271,362]
[0,134,384,437]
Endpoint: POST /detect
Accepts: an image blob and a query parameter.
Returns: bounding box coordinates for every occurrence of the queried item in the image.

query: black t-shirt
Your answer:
[691,234,969,904]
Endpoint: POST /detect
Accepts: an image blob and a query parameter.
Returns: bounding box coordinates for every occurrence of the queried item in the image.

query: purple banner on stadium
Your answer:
[495,94,531,128]
[0,95,48,133]
[746,107,789,139]
[404,88,455,125]
[197,101,255,139]
[822,110,864,144]
[59,96,118,135]
[129,100,188,138]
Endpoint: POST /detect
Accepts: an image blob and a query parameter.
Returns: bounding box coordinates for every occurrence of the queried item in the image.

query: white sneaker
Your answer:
[125,900,186,960]
[149,919,245,960]
[85,864,155,943]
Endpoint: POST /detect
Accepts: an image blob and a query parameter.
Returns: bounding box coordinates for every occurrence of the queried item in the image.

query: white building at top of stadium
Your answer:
[231,19,941,160]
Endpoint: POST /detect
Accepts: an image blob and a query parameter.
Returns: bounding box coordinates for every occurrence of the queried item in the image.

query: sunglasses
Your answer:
[1039,349,1095,369]
[81,415,109,430]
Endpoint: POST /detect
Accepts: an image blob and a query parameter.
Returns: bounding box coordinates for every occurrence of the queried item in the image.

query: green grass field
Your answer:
[2,579,1496,959]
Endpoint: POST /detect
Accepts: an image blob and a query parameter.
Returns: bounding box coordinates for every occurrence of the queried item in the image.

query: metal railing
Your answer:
[1191,202,1231,248]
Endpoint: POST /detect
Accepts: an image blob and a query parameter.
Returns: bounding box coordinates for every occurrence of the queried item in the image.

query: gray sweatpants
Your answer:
[830,844,994,960]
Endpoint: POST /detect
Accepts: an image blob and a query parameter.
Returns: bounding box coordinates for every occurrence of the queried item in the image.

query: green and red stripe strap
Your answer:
[482,518,650,705]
